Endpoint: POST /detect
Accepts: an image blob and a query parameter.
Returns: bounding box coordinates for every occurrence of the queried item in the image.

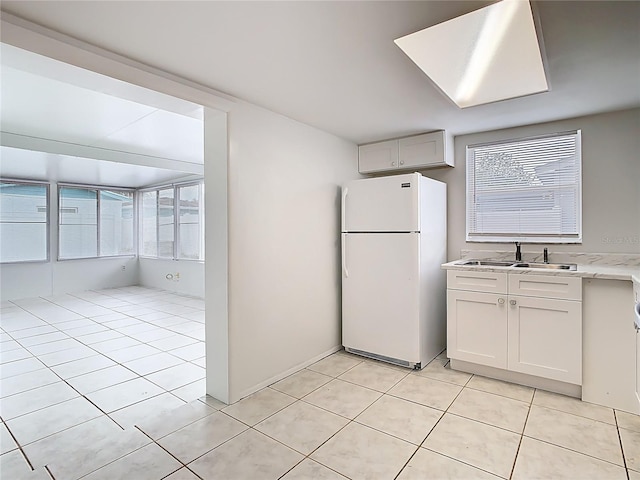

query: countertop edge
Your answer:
[442,261,640,282]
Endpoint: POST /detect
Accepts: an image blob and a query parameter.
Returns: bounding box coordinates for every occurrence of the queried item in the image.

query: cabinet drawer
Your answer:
[508,274,581,301]
[447,270,507,294]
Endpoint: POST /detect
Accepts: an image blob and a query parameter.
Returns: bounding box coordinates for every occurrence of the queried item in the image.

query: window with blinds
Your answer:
[466,131,582,243]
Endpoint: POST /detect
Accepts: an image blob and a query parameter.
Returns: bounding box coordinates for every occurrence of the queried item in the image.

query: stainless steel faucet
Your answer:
[515,242,522,262]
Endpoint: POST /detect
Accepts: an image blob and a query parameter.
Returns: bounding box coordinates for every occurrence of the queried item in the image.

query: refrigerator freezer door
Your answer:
[342,232,421,364]
[342,173,420,233]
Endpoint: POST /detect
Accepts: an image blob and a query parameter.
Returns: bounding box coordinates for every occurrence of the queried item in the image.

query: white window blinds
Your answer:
[466,131,582,243]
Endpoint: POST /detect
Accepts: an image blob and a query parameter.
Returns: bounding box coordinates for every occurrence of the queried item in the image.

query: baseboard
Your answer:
[233,345,342,403]
[451,359,582,398]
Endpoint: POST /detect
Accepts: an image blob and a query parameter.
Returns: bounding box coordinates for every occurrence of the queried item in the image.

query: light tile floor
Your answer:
[1,288,639,479]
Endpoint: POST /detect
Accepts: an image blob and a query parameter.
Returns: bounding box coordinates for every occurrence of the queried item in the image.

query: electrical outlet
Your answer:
[121,265,126,271]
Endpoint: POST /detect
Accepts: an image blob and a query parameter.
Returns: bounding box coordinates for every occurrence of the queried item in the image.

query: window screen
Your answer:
[466,131,581,243]
[0,181,49,263]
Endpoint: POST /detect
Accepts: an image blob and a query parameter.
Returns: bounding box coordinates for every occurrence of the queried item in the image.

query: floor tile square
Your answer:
[145,362,205,390]
[355,394,442,445]
[7,396,103,445]
[164,468,201,480]
[38,345,96,366]
[388,374,462,411]
[105,344,161,363]
[414,359,472,386]
[0,449,52,480]
[466,374,535,403]
[533,389,615,424]
[158,411,247,463]
[0,357,45,379]
[75,330,125,345]
[83,442,182,480]
[123,352,183,376]
[222,387,296,426]
[398,448,499,480]
[17,331,70,347]
[27,338,82,356]
[1,366,60,398]
[189,429,303,480]
[51,354,116,379]
[0,347,32,364]
[67,365,139,394]
[303,379,381,419]
[256,401,349,455]
[1,422,17,455]
[524,405,623,465]
[448,387,530,433]
[86,377,164,413]
[423,413,520,478]
[307,353,362,377]
[148,334,199,351]
[109,392,186,428]
[33,418,151,480]
[169,342,206,361]
[171,379,206,402]
[338,362,407,392]
[281,458,347,479]
[90,336,142,354]
[311,422,416,480]
[617,410,640,433]
[0,381,78,420]
[271,369,333,398]
[620,427,640,472]
[512,436,627,479]
[136,401,217,439]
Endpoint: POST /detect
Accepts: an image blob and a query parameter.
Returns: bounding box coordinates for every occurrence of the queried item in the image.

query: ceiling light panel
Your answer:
[395,0,548,108]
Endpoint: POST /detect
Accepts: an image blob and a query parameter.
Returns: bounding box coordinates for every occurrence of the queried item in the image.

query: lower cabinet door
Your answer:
[508,295,582,385]
[447,290,508,369]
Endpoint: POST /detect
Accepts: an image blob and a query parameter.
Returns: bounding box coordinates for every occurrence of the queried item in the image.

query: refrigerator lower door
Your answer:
[342,232,421,366]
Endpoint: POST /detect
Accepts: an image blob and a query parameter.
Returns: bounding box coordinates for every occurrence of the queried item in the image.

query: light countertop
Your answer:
[442,260,640,282]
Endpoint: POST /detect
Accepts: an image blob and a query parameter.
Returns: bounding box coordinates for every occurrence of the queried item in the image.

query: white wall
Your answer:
[138,257,204,298]
[424,108,640,260]
[0,257,138,300]
[221,101,359,401]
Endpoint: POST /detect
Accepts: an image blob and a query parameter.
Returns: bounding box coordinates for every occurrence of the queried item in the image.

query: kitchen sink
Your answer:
[512,262,577,271]
[455,260,578,271]
[456,260,516,267]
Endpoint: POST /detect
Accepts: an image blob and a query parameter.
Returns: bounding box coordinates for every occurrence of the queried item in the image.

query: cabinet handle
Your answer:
[399,160,404,165]
[498,298,505,304]
[510,299,517,306]
[391,162,396,166]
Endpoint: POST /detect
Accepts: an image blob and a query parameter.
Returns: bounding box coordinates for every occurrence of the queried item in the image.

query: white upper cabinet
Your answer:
[358,140,399,173]
[358,131,452,174]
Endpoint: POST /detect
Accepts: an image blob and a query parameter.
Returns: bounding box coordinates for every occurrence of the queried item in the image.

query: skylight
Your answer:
[394,0,548,108]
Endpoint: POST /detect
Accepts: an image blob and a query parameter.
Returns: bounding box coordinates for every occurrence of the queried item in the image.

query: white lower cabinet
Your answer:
[447,290,507,369]
[507,295,582,384]
[447,270,582,386]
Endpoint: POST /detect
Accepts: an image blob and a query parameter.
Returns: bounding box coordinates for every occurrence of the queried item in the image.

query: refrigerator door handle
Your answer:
[342,235,349,278]
[341,187,348,232]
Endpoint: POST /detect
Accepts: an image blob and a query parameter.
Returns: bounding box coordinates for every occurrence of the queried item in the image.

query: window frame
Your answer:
[57,183,137,261]
[466,130,582,244]
[138,180,204,262]
[0,178,50,264]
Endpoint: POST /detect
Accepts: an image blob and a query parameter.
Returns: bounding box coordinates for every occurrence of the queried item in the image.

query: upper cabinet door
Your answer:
[399,131,446,168]
[342,174,420,232]
[358,140,399,173]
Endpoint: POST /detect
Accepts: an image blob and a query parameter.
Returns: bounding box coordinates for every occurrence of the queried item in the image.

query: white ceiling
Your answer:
[0,43,205,187]
[0,146,200,189]
[1,1,638,145]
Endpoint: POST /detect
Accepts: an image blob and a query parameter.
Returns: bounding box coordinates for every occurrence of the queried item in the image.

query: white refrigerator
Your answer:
[341,172,447,369]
